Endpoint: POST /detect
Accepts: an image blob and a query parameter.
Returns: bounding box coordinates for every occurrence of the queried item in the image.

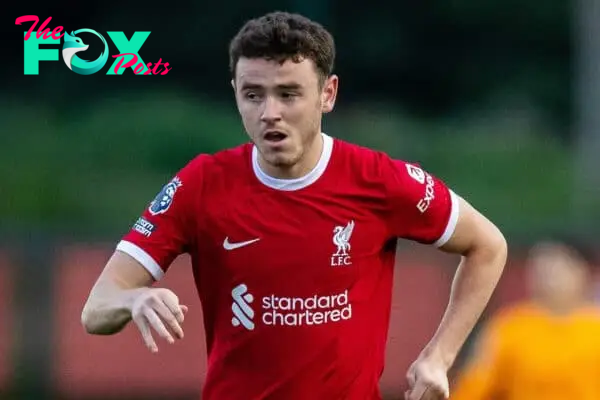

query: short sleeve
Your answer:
[382,157,460,246]
[116,156,203,280]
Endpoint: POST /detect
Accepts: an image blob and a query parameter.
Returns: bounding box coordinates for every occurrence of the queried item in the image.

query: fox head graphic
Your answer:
[61,29,109,75]
[62,31,89,70]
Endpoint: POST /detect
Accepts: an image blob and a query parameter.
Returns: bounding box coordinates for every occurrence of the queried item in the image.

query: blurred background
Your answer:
[1,1,600,399]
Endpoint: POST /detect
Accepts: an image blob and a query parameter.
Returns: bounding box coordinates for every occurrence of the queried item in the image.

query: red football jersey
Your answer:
[118,133,459,400]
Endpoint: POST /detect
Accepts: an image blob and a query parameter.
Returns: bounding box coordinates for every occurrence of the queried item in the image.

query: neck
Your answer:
[258,132,324,179]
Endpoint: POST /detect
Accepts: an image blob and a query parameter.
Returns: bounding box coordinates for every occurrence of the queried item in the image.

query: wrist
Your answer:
[123,287,150,312]
[419,344,456,371]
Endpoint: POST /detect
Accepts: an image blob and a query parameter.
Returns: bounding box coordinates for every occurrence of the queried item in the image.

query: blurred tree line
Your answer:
[5,0,571,133]
[2,0,582,242]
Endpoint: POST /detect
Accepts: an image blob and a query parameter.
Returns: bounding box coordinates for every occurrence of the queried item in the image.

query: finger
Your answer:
[406,368,416,386]
[407,381,428,400]
[180,305,188,314]
[442,377,450,398]
[133,315,158,353]
[421,386,448,400]
[420,387,434,400]
[161,297,185,324]
[425,377,449,399]
[425,386,447,400]
[405,389,421,400]
[145,308,175,344]
[153,300,184,339]
[441,384,449,399]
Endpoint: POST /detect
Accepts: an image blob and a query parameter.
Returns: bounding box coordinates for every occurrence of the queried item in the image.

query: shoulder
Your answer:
[467,303,536,357]
[486,302,541,333]
[177,142,251,180]
[331,137,416,182]
[160,143,251,204]
[188,142,251,171]
[575,304,600,325]
[332,138,441,202]
[333,137,393,165]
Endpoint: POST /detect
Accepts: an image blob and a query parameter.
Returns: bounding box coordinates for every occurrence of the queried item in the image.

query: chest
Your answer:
[198,189,390,290]
[512,322,600,379]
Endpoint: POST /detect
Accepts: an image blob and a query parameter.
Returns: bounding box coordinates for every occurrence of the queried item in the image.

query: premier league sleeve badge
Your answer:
[148,177,183,216]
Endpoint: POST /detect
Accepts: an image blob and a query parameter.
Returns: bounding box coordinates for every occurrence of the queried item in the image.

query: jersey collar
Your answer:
[252,132,333,191]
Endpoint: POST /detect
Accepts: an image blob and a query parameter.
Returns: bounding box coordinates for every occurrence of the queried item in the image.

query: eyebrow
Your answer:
[240,82,303,91]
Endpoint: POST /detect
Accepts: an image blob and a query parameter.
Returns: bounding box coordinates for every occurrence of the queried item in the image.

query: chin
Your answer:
[263,151,301,168]
[267,155,297,168]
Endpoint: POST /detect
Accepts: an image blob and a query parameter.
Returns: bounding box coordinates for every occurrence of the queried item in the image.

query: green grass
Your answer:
[0,92,588,241]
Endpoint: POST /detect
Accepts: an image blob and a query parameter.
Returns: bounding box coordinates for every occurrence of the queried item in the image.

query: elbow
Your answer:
[80,279,132,335]
[80,301,116,335]
[462,222,508,269]
[473,224,508,273]
[80,303,101,334]
[80,297,130,335]
[491,226,508,265]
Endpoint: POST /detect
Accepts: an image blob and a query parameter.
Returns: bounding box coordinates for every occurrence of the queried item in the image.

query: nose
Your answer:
[260,96,282,124]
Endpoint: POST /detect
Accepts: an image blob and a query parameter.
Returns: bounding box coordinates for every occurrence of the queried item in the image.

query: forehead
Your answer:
[235,57,319,87]
[529,248,583,274]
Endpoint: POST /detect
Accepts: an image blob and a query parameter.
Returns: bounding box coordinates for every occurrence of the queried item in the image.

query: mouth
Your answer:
[263,131,288,143]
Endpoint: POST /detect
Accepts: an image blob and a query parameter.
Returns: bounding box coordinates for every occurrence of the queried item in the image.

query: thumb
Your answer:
[180,305,189,314]
[443,384,450,398]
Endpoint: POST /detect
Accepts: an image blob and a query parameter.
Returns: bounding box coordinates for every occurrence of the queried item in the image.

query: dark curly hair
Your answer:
[229,11,335,86]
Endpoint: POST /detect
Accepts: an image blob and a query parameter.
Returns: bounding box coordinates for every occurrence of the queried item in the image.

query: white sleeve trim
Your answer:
[433,190,460,247]
[116,240,165,281]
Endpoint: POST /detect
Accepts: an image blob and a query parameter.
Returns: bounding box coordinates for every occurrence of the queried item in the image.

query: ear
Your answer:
[321,74,338,114]
[231,78,243,113]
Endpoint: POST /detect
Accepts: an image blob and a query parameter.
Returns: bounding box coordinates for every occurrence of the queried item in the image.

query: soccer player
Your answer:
[451,239,600,400]
[81,11,507,400]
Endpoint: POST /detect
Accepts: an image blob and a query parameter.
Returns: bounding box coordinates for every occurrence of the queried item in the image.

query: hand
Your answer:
[130,288,188,353]
[404,355,450,400]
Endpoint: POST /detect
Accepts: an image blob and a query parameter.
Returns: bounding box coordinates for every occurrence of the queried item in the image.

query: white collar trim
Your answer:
[252,132,333,191]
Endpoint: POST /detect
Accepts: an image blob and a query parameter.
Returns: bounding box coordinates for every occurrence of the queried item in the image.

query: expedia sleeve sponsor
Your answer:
[383,157,455,245]
[416,173,436,213]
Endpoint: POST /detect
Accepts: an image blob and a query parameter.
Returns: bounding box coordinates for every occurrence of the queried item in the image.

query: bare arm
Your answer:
[406,196,506,399]
[81,250,155,334]
[421,195,507,368]
[81,251,186,352]
[83,160,200,350]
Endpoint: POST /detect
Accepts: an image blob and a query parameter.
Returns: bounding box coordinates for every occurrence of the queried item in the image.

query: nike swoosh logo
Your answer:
[223,237,260,250]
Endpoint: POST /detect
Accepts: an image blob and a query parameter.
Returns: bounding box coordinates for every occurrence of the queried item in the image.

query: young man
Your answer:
[81,11,507,400]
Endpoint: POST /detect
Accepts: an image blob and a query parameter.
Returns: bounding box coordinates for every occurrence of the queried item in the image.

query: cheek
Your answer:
[290,102,319,123]
[239,104,260,122]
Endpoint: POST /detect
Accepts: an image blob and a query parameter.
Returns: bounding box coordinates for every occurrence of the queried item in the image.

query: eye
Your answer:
[244,92,262,101]
[281,92,299,100]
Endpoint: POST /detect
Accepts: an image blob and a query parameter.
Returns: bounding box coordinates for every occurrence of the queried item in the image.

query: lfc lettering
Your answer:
[331,255,352,266]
